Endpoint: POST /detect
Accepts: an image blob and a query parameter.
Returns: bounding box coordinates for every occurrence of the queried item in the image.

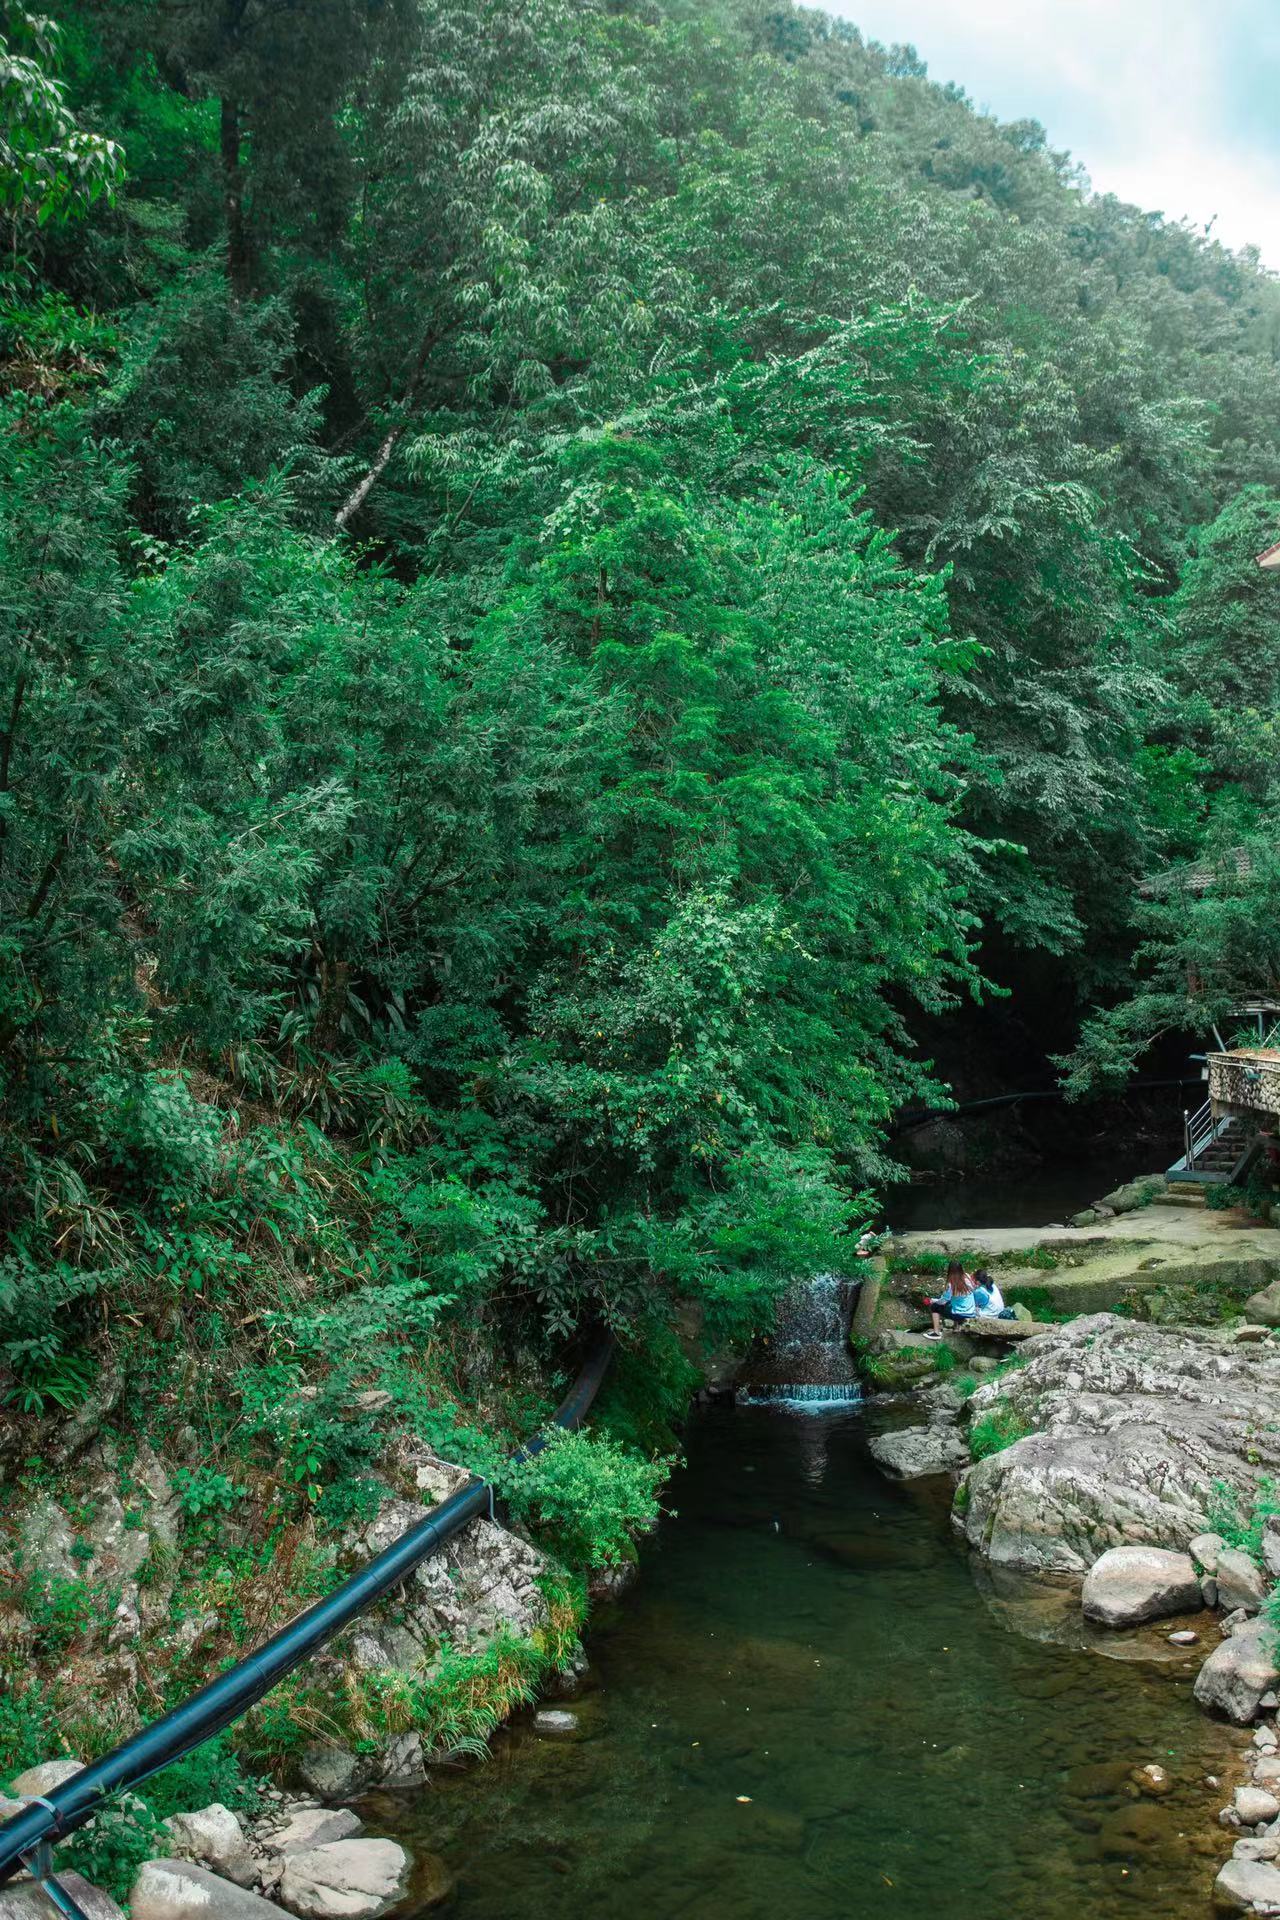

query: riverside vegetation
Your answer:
[6,0,1280,1903]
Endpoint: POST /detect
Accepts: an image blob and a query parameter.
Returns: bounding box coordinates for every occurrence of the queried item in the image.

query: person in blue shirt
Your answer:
[971,1268,1005,1315]
[924,1262,976,1339]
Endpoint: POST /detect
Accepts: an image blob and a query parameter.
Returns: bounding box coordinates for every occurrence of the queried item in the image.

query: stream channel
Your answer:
[379,1162,1239,1919]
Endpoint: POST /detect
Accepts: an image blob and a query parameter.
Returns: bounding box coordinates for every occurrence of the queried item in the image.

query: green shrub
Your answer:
[1207,1477,1280,1565]
[22,1572,111,1655]
[61,1734,260,1903]
[968,1402,1031,1460]
[171,1465,246,1523]
[500,1428,668,1569]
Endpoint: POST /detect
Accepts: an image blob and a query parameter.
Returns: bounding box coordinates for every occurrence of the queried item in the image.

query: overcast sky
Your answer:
[829,0,1280,268]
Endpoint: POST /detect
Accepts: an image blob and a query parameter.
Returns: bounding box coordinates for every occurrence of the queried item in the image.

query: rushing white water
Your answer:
[737,1381,863,1408]
[738,1270,863,1410]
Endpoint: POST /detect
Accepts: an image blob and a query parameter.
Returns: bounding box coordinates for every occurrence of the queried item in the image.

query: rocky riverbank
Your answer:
[866,1303,1280,1914]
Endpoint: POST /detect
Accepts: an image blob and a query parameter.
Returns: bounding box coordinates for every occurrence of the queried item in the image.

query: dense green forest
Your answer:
[4,0,1280,1503]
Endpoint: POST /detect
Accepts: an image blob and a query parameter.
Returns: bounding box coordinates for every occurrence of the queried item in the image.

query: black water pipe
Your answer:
[0,1336,614,1886]
[891,1075,1204,1136]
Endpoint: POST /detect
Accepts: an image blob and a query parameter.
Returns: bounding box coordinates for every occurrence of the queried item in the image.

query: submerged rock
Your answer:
[1081,1546,1202,1627]
[533,1709,579,1735]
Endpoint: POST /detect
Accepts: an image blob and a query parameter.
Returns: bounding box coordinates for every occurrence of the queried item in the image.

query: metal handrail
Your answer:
[1184,1099,1218,1169]
[0,1336,614,1887]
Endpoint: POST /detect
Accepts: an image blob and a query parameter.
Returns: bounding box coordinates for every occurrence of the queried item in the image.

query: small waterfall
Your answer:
[737,1271,863,1412]
[738,1380,862,1408]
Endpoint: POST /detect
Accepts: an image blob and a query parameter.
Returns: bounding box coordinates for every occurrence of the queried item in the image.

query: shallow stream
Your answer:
[385,1405,1240,1919]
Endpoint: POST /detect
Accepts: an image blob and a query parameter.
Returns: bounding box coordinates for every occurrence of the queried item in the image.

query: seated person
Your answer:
[924,1262,976,1339]
[971,1267,1005,1314]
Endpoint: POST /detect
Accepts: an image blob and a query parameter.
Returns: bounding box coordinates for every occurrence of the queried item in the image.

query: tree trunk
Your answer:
[220,95,250,303]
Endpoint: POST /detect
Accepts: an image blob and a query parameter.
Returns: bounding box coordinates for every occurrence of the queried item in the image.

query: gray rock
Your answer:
[1169,1629,1200,1645]
[1236,1837,1280,1863]
[278,1840,411,1920]
[1245,1282,1280,1329]
[867,1426,969,1479]
[1255,1756,1280,1790]
[0,1874,123,1920]
[15,1500,78,1584]
[1204,1577,1222,1609]
[533,1710,579,1735]
[10,1760,84,1796]
[1214,1855,1280,1913]
[1099,1175,1167,1215]
[297,1747,364,1803]
[1196,1622,1280,1724]
[1264,1519,1280,1582]
[131,1861,282,1920]
[1193,1532,1227,1574]
[1236,1787,1280,1825]
[957,1315,1280,1575]
[1081,1546,1202,1628]
[162,1806,257,1888]
[372,1734,424,1788]
[1219,1548,1270,1613]
[267,1810,363,1858]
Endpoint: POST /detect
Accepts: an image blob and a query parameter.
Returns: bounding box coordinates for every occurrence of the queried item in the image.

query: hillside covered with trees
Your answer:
[3,0,1280,1823]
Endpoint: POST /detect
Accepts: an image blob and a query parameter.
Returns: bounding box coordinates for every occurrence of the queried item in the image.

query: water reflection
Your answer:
[385,1407,1239,1920]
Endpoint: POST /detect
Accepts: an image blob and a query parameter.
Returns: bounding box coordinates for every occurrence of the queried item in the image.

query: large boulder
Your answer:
[1214,1856,1280,1914]
[0,1873,123,1920]
[131,1861,282,1920]
[956,1316,1280,1574]
[162,1806,257,1888]
[1245,1283,1280,1329]
[867,1426,969,1479]
[1081,1546,1202,1627]
[1195,1621,1280,1724]
[278,1840,411,1920]
[1218,1547,1270,1614]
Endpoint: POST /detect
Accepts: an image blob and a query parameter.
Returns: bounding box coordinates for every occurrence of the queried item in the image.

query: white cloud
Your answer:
[828,0,1280,265]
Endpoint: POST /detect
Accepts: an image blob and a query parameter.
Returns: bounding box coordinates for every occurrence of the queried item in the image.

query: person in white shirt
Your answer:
[972,1268,1005,1315]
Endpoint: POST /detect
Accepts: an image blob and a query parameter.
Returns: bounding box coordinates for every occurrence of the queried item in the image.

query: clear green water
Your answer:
[384,1407,1240,1920]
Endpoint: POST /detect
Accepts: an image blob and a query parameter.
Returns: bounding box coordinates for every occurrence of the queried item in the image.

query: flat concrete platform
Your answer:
[891,1204,1280,1318]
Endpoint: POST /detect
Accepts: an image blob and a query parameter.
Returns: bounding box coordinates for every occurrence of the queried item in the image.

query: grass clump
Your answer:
[968,1402,1032,1460]
[1207,1477,1280,1566]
